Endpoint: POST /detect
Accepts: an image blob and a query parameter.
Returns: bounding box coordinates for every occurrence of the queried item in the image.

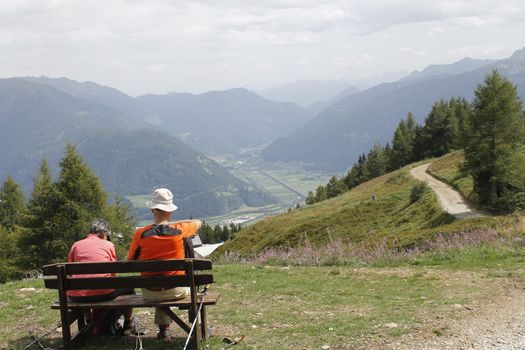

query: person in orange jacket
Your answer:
[127,188,201,340]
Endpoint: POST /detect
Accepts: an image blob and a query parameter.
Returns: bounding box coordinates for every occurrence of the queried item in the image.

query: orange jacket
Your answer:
[127,220,200,275]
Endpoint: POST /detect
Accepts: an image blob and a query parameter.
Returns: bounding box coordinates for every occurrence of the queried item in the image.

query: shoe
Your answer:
[157,327,171,341]
[123,319,136,336]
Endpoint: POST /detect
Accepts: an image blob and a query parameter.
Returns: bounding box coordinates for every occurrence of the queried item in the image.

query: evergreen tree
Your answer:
[220,225,230,242]
[455,97,472,149]
[365,143,387,178]
[326,176,347,198]
[421,100,458,157]
[390,117,414,169]
[212,225,222,244]
[315,185,327,202]
[0,177,25,280]
[198,222,213,244]
[305,191,316,205]
[411,125,425,162]
[464,70,525,209]
[0,177,26,232]
[105,194,137,259]
[19,160,58,269]
[343,154,367,189]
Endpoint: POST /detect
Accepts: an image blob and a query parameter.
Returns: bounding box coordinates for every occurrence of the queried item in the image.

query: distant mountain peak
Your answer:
[511,47,525,60]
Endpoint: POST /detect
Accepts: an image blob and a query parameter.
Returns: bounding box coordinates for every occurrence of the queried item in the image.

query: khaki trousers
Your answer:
[142,287,190,325]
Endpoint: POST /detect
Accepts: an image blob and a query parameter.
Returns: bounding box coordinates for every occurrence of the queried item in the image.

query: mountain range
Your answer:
[261,48,525,171]
[0,78,276,218]
[23,77,313,155]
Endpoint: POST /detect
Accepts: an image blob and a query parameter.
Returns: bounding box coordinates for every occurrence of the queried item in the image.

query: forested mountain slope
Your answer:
[261,49,525,171]
[0,78,276,218]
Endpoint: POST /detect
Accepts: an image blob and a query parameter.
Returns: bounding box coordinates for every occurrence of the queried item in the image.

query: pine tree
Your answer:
[198,222,212,244]
[220,225,230,242]
[455,97,472,149]
[305,191,316,205]
[0,177,25,280]
[343,153,367,189]
[105,194,137,259]
[390,117,414,169]
[411,125,425,162]
[464,70,525,209]
[326,176,347,198]
[315,185,327,202]
[0,177,26,232]
[365,143,387,178]
[421,100,458,157]
[212,225,222,244]
[19,160,58,269]
[22,145,131,267]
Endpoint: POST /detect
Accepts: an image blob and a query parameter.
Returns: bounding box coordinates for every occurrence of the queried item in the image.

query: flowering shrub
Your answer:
[215,229,519,267]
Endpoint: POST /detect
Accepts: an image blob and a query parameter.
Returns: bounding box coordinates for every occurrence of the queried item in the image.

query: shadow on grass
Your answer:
[8,334,186,350]
[428,212,456,228]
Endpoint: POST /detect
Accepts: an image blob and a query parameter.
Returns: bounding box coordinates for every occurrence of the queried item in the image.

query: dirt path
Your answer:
[410,164,486,219]
[392,286,525,350]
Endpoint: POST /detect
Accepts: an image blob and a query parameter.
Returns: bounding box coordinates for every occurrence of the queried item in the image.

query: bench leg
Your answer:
[71,309,111,346]
[187,309,201,350]
[59,309,72,350]
[75,309,86,332]
[200,305,208,340]
[158,307,191,334]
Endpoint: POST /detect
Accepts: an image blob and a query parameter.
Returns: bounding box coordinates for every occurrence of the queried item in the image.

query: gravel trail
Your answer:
[392,287,525,349]
[410,164,487,219]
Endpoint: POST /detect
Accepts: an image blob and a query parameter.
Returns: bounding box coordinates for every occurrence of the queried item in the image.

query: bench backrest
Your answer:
[42,259,213,292]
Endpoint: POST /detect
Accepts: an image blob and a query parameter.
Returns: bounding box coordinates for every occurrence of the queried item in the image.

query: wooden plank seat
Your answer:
[42,259,218,350]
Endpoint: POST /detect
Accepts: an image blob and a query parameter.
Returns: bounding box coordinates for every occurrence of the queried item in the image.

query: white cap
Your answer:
[146,188,178,212]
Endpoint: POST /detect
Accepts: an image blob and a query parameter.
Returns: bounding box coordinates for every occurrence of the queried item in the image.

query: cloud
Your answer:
[0,0,523,94]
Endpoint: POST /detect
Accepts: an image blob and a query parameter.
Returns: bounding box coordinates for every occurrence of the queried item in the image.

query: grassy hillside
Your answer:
[220,161,518,256]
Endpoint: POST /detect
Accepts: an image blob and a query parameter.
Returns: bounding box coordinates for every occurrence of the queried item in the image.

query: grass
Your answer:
[3,252,525,350]
[4,154,522,349]
[220,162,517,256]
[427,151,480,207]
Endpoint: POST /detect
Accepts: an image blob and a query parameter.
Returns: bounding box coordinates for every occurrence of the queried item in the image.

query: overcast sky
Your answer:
[1,0,524,96]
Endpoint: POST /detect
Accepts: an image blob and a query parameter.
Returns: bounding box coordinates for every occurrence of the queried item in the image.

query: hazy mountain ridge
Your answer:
[401,57,497,82]
[23,77,313,155]
[259,79,356,107]
[22,76,150,121]
[261,48,525,171]
[0,78,277,217]
[135,88,313,154]
[307,85,361,114]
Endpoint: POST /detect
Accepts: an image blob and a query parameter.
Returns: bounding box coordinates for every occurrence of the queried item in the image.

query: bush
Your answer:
[410,183,430,203]
[493,191,525,214]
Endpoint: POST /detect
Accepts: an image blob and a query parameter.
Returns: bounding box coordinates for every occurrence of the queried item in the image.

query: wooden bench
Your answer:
[42,259,219,350]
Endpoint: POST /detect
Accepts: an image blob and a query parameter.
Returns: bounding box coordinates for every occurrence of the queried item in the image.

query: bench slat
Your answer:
[50,293,220,309]
[44,274,214,290]
[42,259,212,276]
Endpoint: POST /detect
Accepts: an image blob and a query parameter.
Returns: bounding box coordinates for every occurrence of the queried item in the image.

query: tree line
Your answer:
[198,221,242,244]
[306,70,525,213]
[0,145,138,282]
[0,144,238,282]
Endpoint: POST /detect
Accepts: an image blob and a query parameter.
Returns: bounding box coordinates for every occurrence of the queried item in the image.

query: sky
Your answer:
[0,0,524,96]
